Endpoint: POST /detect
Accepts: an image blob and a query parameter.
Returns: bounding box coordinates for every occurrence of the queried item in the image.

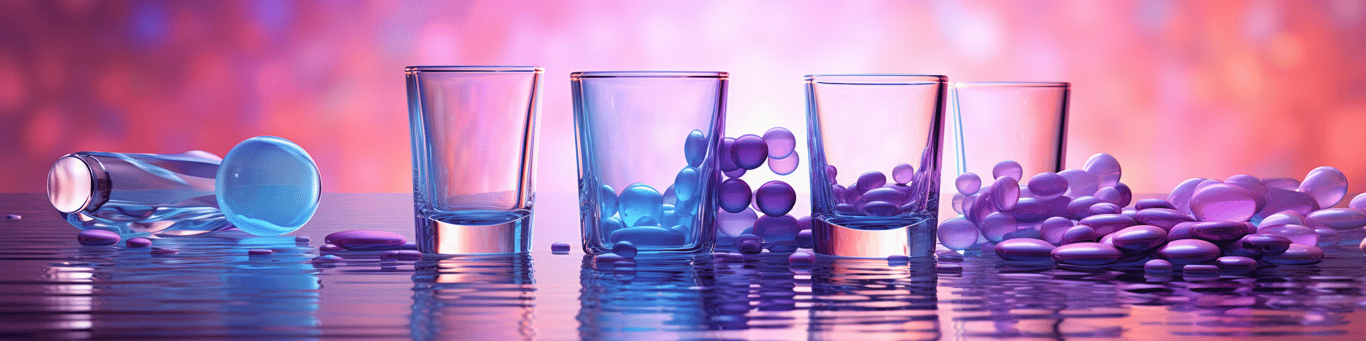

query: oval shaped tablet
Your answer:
[937,218,980,251]
[1188,184,1257,222]
[1111,225,1167,251]
[1298,166,1348,208]
[1306,208,1366,231]
[995,238,1056,262]
[1264,244,1324,265]
[1156,239,1221,265]
[1051,242,1122,265]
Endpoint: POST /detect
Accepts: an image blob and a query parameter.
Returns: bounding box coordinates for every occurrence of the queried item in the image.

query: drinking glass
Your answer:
[950,82,1070,180]
[572,71,727,254]
[407,66,542,254]
[806,74,948,258]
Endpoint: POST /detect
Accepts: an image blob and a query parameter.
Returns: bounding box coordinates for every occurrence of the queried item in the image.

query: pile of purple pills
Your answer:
[316,230,421,262]
[939,153,1366,274]
[715,127,810,254]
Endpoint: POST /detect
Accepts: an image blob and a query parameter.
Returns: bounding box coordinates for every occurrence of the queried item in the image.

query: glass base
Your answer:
[813,213,936,258]
[418,209,532,254]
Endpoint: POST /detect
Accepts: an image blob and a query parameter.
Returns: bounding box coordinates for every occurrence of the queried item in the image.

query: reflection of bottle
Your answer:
[410,254,536,340]
[46,136,321,236]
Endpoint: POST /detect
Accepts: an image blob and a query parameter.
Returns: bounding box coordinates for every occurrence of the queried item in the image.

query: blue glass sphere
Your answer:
[216,136,321,236]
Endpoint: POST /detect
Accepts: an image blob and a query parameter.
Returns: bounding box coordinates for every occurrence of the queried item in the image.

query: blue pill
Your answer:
[731,134,769,170]
[601,216,626,235]
[217,136,321,237]
[551,241,571,252]
[633,216,660,227]
[683,129,708,167]
[618,183,663,226]
[762,127,796,158]
[599,184,618,217]
[609,226,685,247]
[719,178,752,213]
[672,167,701,203]
[754,215,799,242]
[613,241,638,258]
[754,181,797,217]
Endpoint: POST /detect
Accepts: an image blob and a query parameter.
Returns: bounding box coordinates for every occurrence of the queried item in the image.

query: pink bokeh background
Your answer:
[3,0,1365,196]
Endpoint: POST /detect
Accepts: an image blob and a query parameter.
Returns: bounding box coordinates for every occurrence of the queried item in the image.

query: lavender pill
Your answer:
[1027,172,1068,200]
[1058,170,1100,198]
[768,152,800,175]
[1190,221,1249,242]
[892,163,915,185]
[1135,199,1175,210]
[1110,225,1167,252]
[1050,242,1122,265]
[762,127,796,158]
[1258,187,1320,217]
[1133,208,1194,230]
[319,244,345,252]
[551,242,571,252]
[955,172,982,196]
[719,137,738,171]
[789,251,815,265]
[1188,184,1257,222]
[325,230,407,251]
[855,171,887,194]
[126,237,152,248]
[994,238,1056,262]
[990,177,1021,211]
[753,215,799,242]
[1306,208,1366,230]
[1256,224,1317,246]
[1350,193,1366,211]
[1039,217,1074,244]
[980,212,1018,242]
[1265,244,1324,265]
[4,214,19,220]
[1089,202,1121,215]
[1156,239,1221,265]
[1144,259,1173,273]
[992,160,1023,181]
[1298,166,1348,208]
[1167,177,1206,213]
[77,230,120,246]
[1216,256,1258,272]
[937,218,979,250]
[1083,153,1122,188]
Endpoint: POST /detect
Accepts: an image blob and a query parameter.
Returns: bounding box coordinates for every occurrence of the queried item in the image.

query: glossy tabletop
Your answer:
[2,193,1366,340]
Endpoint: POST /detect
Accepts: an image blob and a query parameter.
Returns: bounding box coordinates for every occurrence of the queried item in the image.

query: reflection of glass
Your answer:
[809,257,939,340]
[806,74,948,258]
[410,254,536,340]
[576,254,712,338]
[46,136,321,236]
[571,72,726,254]
[950,82,1069,179]
[407,66,543,254]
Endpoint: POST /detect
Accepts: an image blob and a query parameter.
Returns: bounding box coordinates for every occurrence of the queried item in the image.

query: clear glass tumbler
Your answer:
[572,71,727,254]
[407,66,542,254]
[950,82,1070,180]
[806,74,948,258]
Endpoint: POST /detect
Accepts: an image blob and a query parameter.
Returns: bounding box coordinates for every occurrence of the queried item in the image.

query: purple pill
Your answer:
[789,250,815,264]
[1156,239,1221,265]
[825,165,838,183]
[892,163,915,185]
[1306,208,1366,230]
[1190,221,1249,242]
[719,178,753,213]
[1027,172,1068,200]
[754,215,799,242]
[1111,225,1167,251]
[860,201,900,216]
[1133,208,1194,230]
[1089,202,1121,215]
[1315,228,1342,246]
[1258,187,1320,217]
[768,151,800,175]
[1051,242,1122,265]
[1167,222,1196,240]
[325,230,407,251]
[994,238,1056,262]
[992,160,1023,181]
[1083,153,1122,188]
[382,250,422,260]
[797,216,811,230]
[980,212,1018,242]
[1225,174,1267,203]
[248,249,274,256]
[796,230,813,248]
[77,230,120,246]
[755,181,797,217]
[1188,184,1257,222]
[1002,228,1043,240]
[834,203,859,215]
[5,214,20,220]
[1145,259,1173,273]
[1182,264,1220,277]
[400,241,418,250]
[990,177,1021,211]
[955,172,982,196]
[1264,244,1324,265]
[551,241,571,252]
[1135,199,1175,210]
[1240,234,1292,258]
[719,137,739,171]
[855,171,887,194]
[1039,217,1074,244]
[731,134,769,170]
[937,218,979,250]
[320,244,345,252]
[1257,224,1318,246]
[1262,177,1301,190]
[739,239,763,254]
[1008,197,1050,222]
[1058,170,1099,198]
[762,127,796,158]
[1078,214,1136,236]
[724,167,747,179]
[126,237,152,248]
[295,236,312,244]
[1067,196,1103,219]
[717,207,757,237]
[613,241,638,258]
[1299,166,1348,208]
[683,129,708,167]
[1216,256,1257,272]
[1168,178,1207,214]
[1351,193,1366,211]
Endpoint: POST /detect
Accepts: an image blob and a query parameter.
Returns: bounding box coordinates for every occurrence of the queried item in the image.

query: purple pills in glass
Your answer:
[854,171,887,194]
[718,178,753,213]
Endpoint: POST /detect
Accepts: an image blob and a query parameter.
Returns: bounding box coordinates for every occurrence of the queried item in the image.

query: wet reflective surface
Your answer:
[4,193,1366,340]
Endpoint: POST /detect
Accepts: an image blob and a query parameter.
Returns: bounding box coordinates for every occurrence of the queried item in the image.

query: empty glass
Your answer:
[806,74,948,258]
[407,66,542,254]
[950,82,1070,180]
[572,71,727,254]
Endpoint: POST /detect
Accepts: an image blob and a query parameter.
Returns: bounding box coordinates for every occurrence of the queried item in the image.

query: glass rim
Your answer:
[571,71,728,79]
[952,81,1070,88]
[805,74,947,85]
[405,66,543,73]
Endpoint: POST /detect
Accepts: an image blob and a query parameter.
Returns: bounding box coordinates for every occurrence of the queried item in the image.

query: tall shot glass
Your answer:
[950,82,1070,181]
[572,71,727,254]
[806,74,948,258]
[407,66,542,254]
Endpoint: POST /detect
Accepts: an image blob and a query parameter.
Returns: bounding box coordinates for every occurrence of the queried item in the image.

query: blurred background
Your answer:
[2,0,1365,196]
